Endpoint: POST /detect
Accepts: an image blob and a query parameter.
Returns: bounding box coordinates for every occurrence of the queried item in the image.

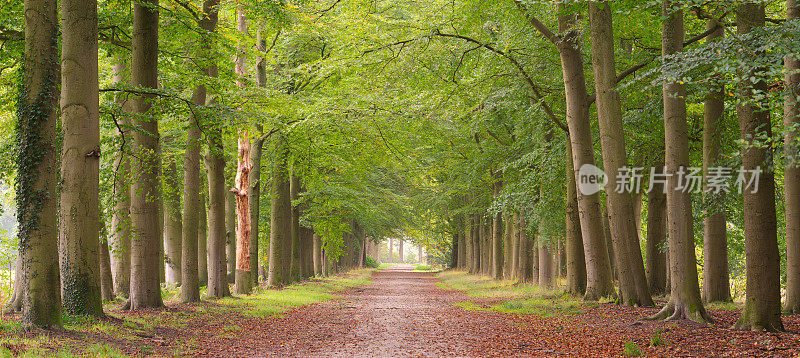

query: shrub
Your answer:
[364,256,379,268]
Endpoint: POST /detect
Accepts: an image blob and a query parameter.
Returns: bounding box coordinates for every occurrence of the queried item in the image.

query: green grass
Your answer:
[436,270,594,318]
[412,264,436,272]
[623,341,642,357]
[378,263,398,269]
[0,268,374,357]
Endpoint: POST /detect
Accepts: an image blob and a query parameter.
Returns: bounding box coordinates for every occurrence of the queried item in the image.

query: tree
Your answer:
[225,191,236,283]
[701,18,731,304]
[733,3,783,331]
[491,181,503,280]
[650,1,710,322]
[784,0,800,315]
[268,132,291,287]
[127,0,163,310]
[110,60,132,299]
[564,140,586,294]
[17,0,62,327]
[646,161,667,296]
[233,132,252,294]
[59,0,103,316]
[181,0,219,303]
[164,160,182,285]
[587,1,653,307]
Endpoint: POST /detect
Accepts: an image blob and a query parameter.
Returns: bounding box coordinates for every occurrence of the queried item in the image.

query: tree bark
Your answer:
[733,3,784,331]
[492,182,504,280]
[388,237,394,263]
[198,185,208,286]
[268,132,292,287]
[290,172,302,281]
[588,1,653,307]
[181,0,218,300]
[4,255,22,313]
[110,62,131,297]
[163,160,182,286]
[701,18,732,304]
[515,214,532,282]
[556,5,615,300]
[312,233,322,276]
[646,162,668,296]
[784,0,800,315]
[59,0,103,317]
[503,213,513,277]
[565,141,587,294]
[128,0,163,310]
[205,71,229,298]
[538,244,554,289]
[225,191,236,283]
[399,239,405,263]
[233,132,252,295]
[650,3,710,322]
[99,236,114,301]
[249,136,266,284]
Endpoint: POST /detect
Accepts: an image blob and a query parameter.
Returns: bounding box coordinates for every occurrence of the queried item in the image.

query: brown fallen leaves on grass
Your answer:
[0,267,799,357]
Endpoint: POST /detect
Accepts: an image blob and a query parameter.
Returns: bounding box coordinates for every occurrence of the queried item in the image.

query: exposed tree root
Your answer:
[646,300,712,324]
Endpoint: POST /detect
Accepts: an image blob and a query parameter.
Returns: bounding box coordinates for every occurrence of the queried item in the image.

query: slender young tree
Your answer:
[650,2,710,322]
[59,0,103,316]
[784,0,800,315]
[733,3,784,331]
[588,0,653,307]
[128,0,163,310]
[17,0,62,327]
[110,60,132,299]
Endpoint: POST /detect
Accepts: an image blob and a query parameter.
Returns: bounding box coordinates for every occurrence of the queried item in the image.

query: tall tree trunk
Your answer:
[701,19,732,304]
[302,227,315,277]
[164,161,182,285]
[556,5,615,300]
[268,132,292,287]
[588,1,653,307]
[249,136,265,284]
[198,185,208,286]
[233,133,252,294]
[565,142,587,294]
[516,214,531,282]
[225,191,236,283]
[290,172,302,281]
[110,60,131,298]
[388,237,394,263]
[492,182,504,280]
[503,213,513,277]
[59,0,103,317]
[458,221,467,269]
[539,244,554,289]
[784,0,800,315]
[181,0,217,300]
[733,3,784,331]
[399,239,405,263]
[650,3,710,322]
[4,255,22,313]
[646,162,668,296]
[509,215,519,280]
[312,233,322,276]
[530,224,539,285]
[17,0,62,322]
[205,72,229,298]
[99,236,114,301]
[128,0,163,310]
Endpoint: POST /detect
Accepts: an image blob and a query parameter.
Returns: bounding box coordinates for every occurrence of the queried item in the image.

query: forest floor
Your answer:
[1,266,800,357]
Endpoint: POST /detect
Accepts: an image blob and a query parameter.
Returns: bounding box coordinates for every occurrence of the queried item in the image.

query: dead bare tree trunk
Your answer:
[233,133,252,295]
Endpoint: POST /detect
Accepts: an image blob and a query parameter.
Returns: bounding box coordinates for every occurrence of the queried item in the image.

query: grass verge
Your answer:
[0,269,373,357]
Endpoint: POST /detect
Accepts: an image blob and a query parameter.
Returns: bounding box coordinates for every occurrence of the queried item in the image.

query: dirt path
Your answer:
[199,265,533,357]
[195,267,800,357]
